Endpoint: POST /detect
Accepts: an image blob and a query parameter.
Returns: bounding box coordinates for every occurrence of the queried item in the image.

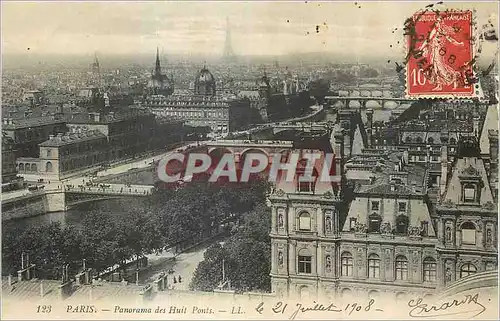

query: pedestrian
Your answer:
[173,276,177,284]
[178,275,182,283]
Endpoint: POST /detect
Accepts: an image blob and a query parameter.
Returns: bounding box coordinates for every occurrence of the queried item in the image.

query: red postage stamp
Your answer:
[406,10,476,98]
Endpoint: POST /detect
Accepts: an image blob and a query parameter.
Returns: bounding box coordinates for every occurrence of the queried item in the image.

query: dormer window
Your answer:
[368,213,382,233]
[463,183,476,202]
[395,214,409,235]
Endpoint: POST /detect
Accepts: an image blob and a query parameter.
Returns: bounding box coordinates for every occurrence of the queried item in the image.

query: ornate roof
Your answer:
[196,67,215,84]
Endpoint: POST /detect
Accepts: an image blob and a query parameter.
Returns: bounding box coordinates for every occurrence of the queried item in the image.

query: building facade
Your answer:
[2,132,19,189]
[144,67,259,135]
[17,130,108,180]
[2,116,67,158]
[268,130,498,301]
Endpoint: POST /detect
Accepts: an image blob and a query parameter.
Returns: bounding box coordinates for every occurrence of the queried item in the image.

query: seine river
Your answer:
[2,199,125,232]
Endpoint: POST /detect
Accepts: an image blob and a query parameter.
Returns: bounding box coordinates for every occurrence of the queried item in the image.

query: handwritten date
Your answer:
[256,299,382,320]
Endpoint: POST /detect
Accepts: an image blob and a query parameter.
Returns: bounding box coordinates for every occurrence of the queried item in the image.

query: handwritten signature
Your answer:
[408,293,487,318]
[255,299,383,320]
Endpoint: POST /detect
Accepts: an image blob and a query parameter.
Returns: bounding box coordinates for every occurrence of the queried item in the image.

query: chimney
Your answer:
[57,133,64,138]
[366,108,374,147]
[342,121,351,158]
[333,129,345,194]
[440,144,448,197]
[488,130,498,164]
[473,115,481,137]
[49,134,55,140]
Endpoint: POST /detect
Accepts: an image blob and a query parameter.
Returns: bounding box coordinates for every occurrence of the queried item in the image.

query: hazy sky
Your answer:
[2,1,498,58]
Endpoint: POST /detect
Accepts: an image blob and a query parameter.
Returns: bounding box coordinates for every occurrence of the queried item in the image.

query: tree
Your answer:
[189,243,226,291]
[189,199,272,293]
[79,210,118,273]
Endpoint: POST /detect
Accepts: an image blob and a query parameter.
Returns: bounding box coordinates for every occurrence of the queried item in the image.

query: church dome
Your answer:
[194,66,216,96]
[196,67,215,84]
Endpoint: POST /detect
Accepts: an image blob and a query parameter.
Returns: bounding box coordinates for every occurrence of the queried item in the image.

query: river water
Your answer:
[2,199,125,232]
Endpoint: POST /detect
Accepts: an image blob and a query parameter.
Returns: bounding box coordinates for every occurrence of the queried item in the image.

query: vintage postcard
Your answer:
[1,1,499,320]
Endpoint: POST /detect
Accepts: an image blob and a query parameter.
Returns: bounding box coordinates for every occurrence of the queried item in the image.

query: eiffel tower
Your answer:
[223,17,236,62]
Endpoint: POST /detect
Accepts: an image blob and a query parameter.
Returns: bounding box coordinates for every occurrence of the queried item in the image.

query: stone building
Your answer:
[144,66,259,135]
[17,130,108,180]
[268,130,498,301]
[2,116,67,158]
[435,135,498,289]
[268,132,343,300]
[2,132,21,191]
[148,48,174,96]
[65,110,156,160]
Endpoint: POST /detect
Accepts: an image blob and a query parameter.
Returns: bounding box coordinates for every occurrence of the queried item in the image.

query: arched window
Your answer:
[461,222,476,245]
[341,252,353,276]
[368,213,382,233]
[368,254,380,278]
[395,215,409,235]
[423,257,437,282]
[46,161,53,172]
[395,255,408,280]
[19,163,25,172]
[31,164,37,172]
[427,137,434,144]
[460,263,477,278]
[298,212,311,231]
[416,137,423,143]
[449,137,457,145]
[406,136,412,143]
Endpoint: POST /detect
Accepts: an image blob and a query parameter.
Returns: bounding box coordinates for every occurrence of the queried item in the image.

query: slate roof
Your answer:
[39,130,106,147]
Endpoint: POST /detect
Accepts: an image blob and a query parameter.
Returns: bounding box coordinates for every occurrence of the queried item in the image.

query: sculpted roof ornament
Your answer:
[274,189,285,197]
[482,201,495,210]
[380,222,392,235]
[354,222,367,234]
[407,225,422,238]
[441,199,456,208]
[460,165,480,177]
[322,191,334,199]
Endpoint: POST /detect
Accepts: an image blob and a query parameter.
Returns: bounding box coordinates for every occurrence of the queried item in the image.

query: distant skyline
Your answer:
[2,1,498,60]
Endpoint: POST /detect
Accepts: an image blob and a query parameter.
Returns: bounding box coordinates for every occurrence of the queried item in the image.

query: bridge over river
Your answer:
[1,183,154,221]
